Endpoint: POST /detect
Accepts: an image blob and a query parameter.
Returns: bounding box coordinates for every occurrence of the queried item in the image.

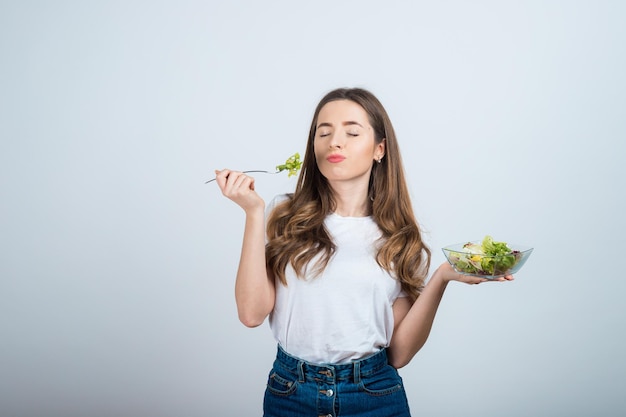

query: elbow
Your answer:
[235,293,274,328]
[239,316,264,328]
[238,310,268,328]
[388,355,411,369]
[387,344,421,369]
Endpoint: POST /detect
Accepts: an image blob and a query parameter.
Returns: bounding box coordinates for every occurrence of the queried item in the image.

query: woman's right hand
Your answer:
[214,169,265,213]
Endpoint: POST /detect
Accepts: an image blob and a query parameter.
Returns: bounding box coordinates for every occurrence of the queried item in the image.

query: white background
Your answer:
[1,1,625,416]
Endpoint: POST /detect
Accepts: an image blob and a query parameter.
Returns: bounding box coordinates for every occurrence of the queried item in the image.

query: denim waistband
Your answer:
[274,344,389,383]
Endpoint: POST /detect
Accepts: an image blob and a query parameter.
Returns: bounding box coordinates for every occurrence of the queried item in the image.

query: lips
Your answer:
[327,154,346,163]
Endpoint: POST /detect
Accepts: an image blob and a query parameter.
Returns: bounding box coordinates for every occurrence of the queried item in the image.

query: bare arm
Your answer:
[215,169,275,327]
[388,262,512,368]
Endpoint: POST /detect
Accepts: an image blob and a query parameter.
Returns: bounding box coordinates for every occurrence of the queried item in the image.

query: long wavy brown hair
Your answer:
[265,88,431,301]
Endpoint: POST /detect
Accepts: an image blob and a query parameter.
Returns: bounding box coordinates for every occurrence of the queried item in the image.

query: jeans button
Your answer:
[326,389,334,397]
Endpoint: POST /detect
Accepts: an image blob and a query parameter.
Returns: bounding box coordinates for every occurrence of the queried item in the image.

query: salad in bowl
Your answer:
[442,235,533,279]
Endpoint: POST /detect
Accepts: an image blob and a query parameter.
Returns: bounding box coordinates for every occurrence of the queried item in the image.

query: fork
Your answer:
[205,170,279,184]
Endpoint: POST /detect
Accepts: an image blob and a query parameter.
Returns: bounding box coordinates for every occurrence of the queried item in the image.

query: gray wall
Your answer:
[1,1,624,416]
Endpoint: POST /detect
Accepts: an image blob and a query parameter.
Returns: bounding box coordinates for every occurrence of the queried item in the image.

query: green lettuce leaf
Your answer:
[276,152,302,177]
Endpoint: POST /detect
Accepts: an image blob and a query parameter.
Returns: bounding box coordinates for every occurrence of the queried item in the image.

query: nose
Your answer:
[328,132,344,149]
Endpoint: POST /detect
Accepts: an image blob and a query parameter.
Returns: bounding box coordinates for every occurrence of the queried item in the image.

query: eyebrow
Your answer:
[317,121,364,129]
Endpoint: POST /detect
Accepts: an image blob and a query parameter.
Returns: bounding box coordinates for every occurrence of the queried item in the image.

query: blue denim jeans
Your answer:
[263,345,411,417]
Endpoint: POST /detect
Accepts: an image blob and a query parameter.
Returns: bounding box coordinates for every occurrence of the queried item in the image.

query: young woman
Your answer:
[214,87,512,417]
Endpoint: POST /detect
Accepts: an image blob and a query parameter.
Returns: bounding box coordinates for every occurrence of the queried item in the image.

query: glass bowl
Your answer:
[442,241,533,279]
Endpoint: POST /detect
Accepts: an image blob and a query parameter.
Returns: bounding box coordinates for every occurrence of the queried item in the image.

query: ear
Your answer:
[375,138,386,161]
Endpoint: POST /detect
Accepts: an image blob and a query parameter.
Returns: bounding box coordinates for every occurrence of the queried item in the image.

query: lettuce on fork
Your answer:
[276,153,302,177]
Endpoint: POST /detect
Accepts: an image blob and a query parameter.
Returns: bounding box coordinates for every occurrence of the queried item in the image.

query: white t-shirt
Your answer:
[267,196,406,364]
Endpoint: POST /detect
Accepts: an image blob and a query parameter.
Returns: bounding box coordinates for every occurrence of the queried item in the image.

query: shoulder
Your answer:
[267,193,291,208]
[266,193,293,218]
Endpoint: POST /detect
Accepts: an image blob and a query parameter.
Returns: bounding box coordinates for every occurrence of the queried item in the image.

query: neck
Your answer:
[329,181,371,217]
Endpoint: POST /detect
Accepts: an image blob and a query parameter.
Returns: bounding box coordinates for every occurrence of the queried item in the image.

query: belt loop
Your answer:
[297,360,305,383]
[353,360,361,384]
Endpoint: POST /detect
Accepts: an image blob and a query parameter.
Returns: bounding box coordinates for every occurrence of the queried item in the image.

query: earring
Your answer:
[376,157,382,164]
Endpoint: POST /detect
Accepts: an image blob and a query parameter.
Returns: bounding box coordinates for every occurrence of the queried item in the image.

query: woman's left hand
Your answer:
[435,262,514,285]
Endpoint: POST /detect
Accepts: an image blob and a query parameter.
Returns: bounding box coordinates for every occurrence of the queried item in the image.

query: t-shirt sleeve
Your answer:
[396,289,409,299]
[264,194,290,243]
